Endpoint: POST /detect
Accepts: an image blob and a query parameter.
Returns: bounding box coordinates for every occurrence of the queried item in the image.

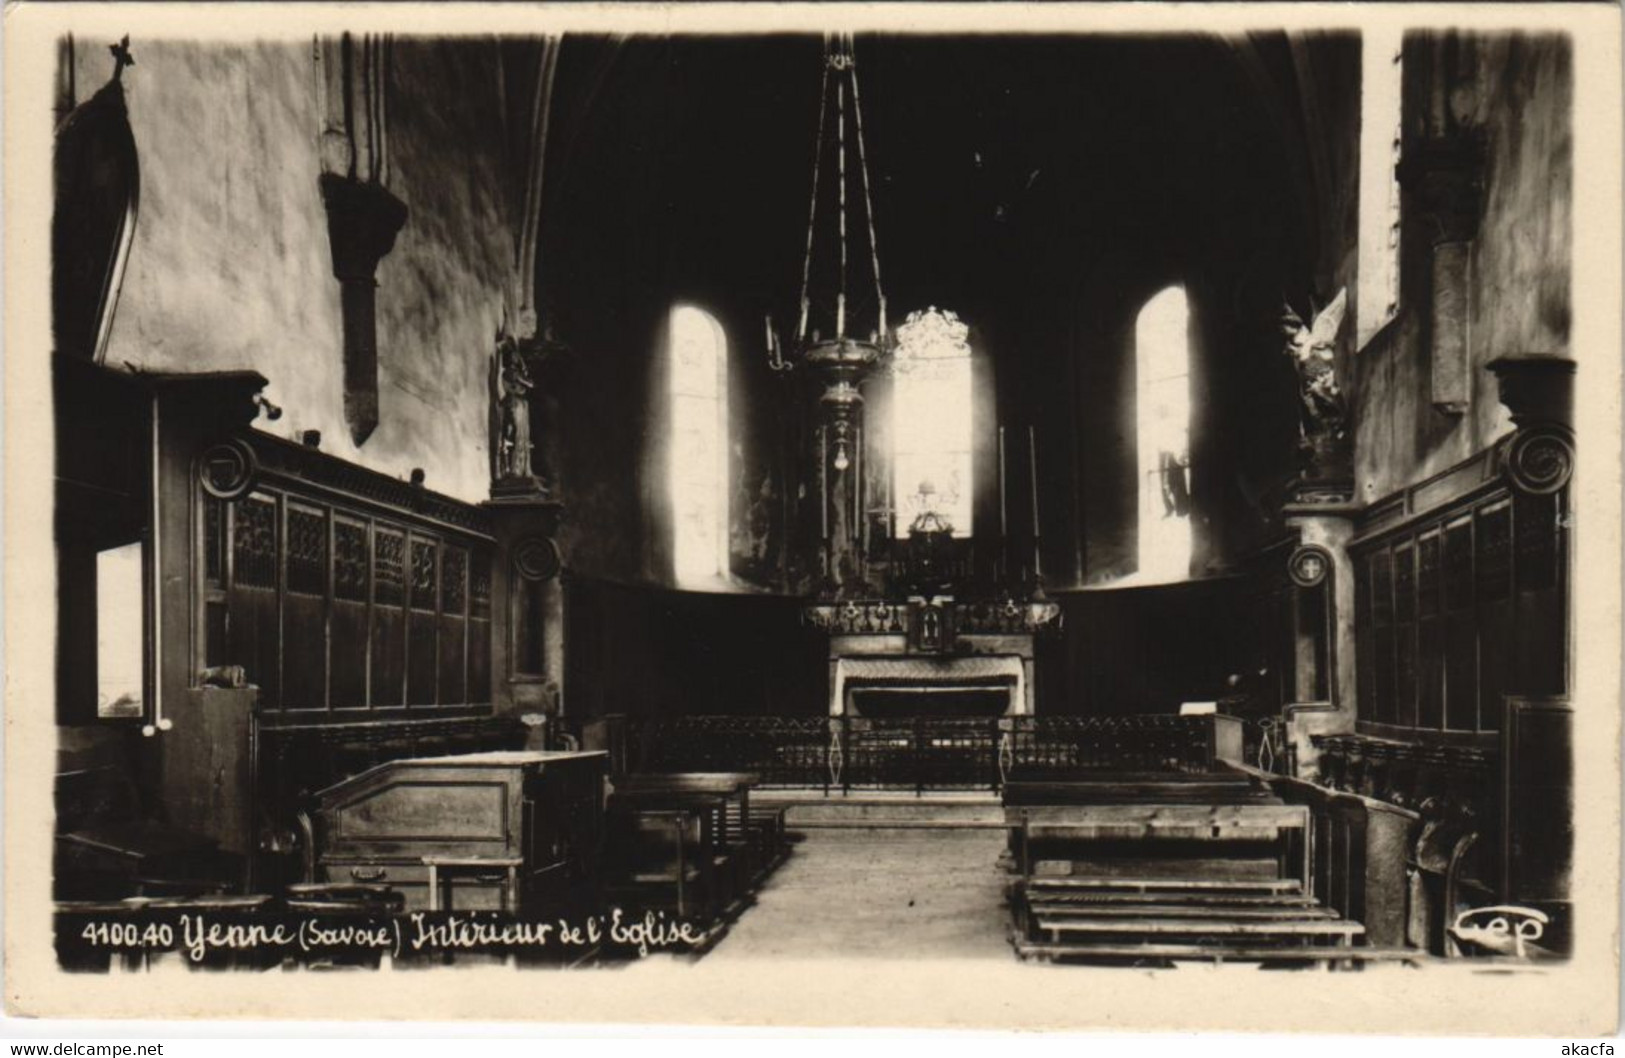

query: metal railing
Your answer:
[608,713,1229,794]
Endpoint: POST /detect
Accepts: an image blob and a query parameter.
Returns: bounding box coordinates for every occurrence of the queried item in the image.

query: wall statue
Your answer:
[1280,287,1349,464]
[494,332,536,482]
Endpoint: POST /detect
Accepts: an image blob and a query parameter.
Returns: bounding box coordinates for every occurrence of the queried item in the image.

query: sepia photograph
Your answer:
[4,1,1620,1036]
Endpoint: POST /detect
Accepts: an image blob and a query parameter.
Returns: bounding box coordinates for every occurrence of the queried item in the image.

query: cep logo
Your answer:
[1562,1046,1615,1055]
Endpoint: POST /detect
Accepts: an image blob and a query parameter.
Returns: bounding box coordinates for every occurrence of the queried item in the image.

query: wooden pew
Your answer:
[55,764,242,901]
[1228,764,1420,949]
[603,807,720,920]
[608,790,741,914]
[614,772,787,883]
[1001,793,1405,965]
[1003,774,1280,808]
[1009,803,1312,887]
[1013,940,1423,967]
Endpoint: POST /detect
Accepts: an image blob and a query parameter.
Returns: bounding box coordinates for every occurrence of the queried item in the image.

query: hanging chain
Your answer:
[791,34,886,351]
[848,40,885,336]
[796,44,832,342]
[835,44,849,337]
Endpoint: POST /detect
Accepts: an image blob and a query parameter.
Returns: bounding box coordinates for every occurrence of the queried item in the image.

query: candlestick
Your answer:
[797,297,809,340]
[836,292,846,338]
[854,424,864,549]
[1028,425,1040,535]
[998,426,1008,539]
[819,427,829,541]
[1029,425,1043,585]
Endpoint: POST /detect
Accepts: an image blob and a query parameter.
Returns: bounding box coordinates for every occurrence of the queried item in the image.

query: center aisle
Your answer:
[704,828,1013,961]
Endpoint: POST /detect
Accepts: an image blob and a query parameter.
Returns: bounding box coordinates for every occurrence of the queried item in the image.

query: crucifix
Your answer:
[109,36,135,80]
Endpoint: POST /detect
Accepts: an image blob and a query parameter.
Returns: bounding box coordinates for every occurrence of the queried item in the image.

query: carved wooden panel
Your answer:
[331,517,369,707]
[371,527,406,708]
[438,545,468,706]
[1369,548,1395,726]
[206,481,494,718]
[1476,500,1514,732]
[227,492,280,707]
[374,529,405,607]
[1353,484,1566,736]
[286,504,328,597]
[1393,544,1417,728]
[284,503,329,709]
[1443,518,1477,731]
[334,782,508,845]
[1416,531,1444,729]
[469,553,492,703]
[407,537,438,706]
[233,494,278,589]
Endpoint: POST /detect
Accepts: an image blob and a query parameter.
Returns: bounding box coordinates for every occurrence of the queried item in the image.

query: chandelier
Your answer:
[766,35,890,474]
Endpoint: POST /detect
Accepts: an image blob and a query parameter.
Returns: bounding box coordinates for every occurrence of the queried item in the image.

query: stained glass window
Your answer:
[892,307,973,538]
[1136,286,1192,581]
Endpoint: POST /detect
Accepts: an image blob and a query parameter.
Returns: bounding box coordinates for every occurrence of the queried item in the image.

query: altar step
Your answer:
[758,792,1005,829]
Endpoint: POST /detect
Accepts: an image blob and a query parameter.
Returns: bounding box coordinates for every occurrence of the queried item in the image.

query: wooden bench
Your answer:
[603,806,723,920]
[1000,791,1405,966]
[1012,940,1425,967]
[1009,803,1313,888]
[1022,875,1303,892]
[282,882,404,915]
[615,772,787,884]
[1229,763,1421,949]
[1031,902,1340,919]
[1004,777,1280,808]
[55,764,241,900]
[422,856,524,912]
[1033,914,1363,941]
[1013,875,1380,967]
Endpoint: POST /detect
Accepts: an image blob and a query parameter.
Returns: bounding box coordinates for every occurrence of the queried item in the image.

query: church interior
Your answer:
[49,28,1575,968]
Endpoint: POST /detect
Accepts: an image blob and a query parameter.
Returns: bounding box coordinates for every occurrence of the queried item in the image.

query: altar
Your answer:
[805,596,1061,718]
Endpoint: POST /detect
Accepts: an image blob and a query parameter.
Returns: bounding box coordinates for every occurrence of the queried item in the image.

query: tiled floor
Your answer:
[705,828,1013,961]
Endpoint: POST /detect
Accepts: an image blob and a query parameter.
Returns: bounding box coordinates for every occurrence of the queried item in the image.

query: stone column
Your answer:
[1399,134,1484,415]
[485,496,566,735]
[1280,497,1361,779]
[318,173,407,446]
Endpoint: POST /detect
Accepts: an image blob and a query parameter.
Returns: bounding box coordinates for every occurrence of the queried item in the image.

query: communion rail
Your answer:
[585,713,1243,794]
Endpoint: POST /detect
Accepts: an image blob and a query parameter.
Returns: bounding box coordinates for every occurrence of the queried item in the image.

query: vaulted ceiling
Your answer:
[534,32,1351,583]
[539,32,1325,353]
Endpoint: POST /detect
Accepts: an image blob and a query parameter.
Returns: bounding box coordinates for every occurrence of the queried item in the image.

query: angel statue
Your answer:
[1280,287,1348,444]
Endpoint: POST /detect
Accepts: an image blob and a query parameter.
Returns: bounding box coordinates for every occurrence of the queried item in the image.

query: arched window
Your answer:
[1136,287,1192,581]
[892,307,973,537]
[1357,26,1404,346]
[669,306,729,584]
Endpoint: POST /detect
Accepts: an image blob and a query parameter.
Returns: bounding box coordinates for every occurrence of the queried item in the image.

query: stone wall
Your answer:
[69,37,513,505]
[1352,33,1572,500]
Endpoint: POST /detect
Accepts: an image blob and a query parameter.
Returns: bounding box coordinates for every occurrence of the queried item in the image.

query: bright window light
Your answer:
[669,306,729,584]
[1136,286,1192,581]
[97,541,145,718]
[892,308,973,538]
[1357,27,1404,347]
